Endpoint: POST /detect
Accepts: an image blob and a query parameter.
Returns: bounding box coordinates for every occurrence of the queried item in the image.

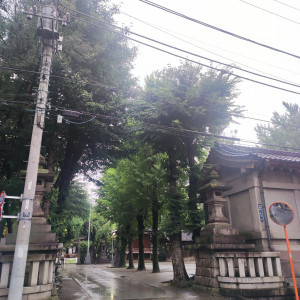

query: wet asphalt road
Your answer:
[59,262,229,300]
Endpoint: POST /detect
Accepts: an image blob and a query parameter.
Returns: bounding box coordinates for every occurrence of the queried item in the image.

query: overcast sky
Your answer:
[110,0,300,145]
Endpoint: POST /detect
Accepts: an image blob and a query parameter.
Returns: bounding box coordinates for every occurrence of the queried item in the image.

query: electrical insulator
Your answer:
[66,12,70,23]
[57,115,62,124]
[57,35,63,51]
[27,7,33,20]
[33,5,37,14]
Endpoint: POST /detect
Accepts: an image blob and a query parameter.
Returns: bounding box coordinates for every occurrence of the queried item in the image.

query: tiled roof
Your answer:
[213,143,300,163]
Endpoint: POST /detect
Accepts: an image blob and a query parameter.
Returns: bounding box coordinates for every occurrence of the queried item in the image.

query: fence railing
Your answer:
[216,252,284,289]
[0,253,56,299]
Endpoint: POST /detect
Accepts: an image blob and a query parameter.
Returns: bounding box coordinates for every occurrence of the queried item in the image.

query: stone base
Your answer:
[192,284,296,299]
[1,216,62,300]
[0,285,52,300]
[219,286,296,299]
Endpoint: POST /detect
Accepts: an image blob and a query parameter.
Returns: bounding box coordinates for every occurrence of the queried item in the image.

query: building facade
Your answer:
[205,143,300,282]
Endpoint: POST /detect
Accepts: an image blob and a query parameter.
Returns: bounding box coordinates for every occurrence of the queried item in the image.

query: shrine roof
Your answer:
[212,143,300,163]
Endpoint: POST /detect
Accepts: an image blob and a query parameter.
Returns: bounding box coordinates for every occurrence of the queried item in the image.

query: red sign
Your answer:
[0,191,5,219]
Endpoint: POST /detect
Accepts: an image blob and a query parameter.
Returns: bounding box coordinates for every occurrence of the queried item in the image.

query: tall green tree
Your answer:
[48,182,89,245]
[0,0,137,216]
[0,1,42,233]
[49,0,137,206]
[98,144,167,271]
[134,61,241,284]
[98,164,137,268]
[255,102,300,150]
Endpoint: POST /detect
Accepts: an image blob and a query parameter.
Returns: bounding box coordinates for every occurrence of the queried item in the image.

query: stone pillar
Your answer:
[2,155,62,299]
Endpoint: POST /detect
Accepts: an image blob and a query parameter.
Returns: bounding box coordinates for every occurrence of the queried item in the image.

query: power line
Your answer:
[5,96,300,131]
[62,115,96,124]
[2,35,300,96]
[129,122,300,152]
[239,0,300,25]
[61,0,300,77]
[272,0,300,11]
[0,65,117,90]
[2,100,300,152]
[57,3,300,89]
[138,0,300,60]
[128,36,300,95]
[2,99,300,152]
[54,5,300,95]
[120,10,300,86]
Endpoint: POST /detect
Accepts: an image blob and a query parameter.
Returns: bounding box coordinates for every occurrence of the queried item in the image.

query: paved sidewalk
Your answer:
[58,266,90,300]
[57,262,230,300]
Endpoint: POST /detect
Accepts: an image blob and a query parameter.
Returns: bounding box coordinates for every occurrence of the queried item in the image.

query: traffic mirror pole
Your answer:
[284,225,299,300]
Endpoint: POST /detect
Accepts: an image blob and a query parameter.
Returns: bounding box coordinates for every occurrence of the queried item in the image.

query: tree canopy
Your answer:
[1,0,245,286]
[0,0,137,210]
[255,102,300,151]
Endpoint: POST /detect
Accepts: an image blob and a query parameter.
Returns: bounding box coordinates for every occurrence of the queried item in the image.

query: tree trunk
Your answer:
[119,233,127,268]
[114,233,120,267]
[152,185,160,273]
[169,233,186,284]
[185,137,201,240]
[137,214,146,270]
[167,147,189,284]
[77,239,81,264]
[55,128,83,207]
[127,235,134,269]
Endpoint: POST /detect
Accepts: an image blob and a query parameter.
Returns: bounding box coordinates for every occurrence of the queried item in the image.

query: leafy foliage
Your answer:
[255,102,300,151]
[48,182,89,245]
[0,0,137,212]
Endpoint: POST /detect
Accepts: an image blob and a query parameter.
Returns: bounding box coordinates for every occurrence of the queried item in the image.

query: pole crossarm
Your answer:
[23,11,68,23]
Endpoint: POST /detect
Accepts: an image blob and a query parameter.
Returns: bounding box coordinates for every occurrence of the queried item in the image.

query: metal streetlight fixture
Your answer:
[111,231,116,267]
[84,202,92,264]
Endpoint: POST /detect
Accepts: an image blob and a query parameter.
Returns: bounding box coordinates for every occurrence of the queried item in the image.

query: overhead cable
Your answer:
[120,10,300,85]
[2,99,300,151]
[54,6,300,95]
[138,0,300,60]
[56,3,300,89]
[240,0,300,25]
[272,0,300,11]
[127,36,300,95]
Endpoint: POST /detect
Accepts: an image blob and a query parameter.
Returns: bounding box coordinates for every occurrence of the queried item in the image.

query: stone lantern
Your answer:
[1,155,62,299]
[194,169,254,289]
[201,170,230,225]
[33,155,54,217]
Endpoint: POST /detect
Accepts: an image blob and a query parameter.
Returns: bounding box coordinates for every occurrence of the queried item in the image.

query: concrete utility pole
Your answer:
[8,2,61,299]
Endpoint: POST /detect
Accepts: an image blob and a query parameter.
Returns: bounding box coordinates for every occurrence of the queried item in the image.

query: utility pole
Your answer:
[8,2,66,299]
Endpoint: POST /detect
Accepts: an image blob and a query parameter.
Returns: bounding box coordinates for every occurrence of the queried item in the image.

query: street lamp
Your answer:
[84,202,92,264]
[111,231,116,267]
